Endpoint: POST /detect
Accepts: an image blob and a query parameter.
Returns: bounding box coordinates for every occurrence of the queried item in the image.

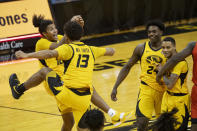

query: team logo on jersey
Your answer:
[146,55,162,64]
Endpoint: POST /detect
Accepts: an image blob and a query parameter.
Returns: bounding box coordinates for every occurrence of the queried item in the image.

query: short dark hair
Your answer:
[63,21,83,41]
[146,20,165,32]
[163,37,176,46]
[150,108,180,131]
[32,14,53,35]
[85,109,105,131]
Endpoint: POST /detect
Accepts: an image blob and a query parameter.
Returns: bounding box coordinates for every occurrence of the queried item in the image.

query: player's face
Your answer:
[45,24,58,42]
[147,26,163,43]
[161,41,175,59]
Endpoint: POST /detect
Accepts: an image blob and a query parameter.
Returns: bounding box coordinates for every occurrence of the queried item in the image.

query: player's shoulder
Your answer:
[57,35,63,40]
[36,38,49,45]
[176,59,188,68]
[136,43,145,49]
[133,43,146,57]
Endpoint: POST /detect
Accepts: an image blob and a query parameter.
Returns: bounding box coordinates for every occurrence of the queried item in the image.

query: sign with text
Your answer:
[0,0,53,38]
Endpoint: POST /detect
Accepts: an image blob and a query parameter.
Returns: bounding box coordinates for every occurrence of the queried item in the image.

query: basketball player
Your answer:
[156,40,197,131]
[111,20,166,131]
[12,21,131,131]
[157,37,190,130]
[9,14,131,130]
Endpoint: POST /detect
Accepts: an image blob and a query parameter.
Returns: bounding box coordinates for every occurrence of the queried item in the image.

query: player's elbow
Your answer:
[105,48,115,56]
[167,85,173,90]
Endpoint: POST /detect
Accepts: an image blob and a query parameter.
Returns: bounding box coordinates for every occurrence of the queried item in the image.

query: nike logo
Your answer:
[13,86,20,94]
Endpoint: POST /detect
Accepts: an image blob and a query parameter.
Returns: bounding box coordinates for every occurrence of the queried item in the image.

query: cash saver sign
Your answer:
[0,0,53,38]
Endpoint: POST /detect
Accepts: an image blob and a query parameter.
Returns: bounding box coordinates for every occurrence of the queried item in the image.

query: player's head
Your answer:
[63,21,83,42]
[32,14,58,42]
[150,108,179,131]
[161,37,176,59]
[85,109,105,131]
[146,20,165,43]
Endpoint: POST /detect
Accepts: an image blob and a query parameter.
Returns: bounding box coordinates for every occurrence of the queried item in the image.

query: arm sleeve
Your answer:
[90,46,106,59]
[55,44,73,60]
[171,61,185,76]
[35,39,52,52]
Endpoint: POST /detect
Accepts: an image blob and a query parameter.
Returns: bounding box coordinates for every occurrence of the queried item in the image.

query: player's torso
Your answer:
[36,35,64,76]
[140,41,166,92]
[62,43,95,88]
[168,61,188,93]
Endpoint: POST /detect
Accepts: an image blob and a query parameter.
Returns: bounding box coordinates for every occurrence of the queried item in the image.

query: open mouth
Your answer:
[53,34,58,39]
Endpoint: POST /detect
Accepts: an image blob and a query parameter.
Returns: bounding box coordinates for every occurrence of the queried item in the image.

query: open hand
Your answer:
[71,15,84,27]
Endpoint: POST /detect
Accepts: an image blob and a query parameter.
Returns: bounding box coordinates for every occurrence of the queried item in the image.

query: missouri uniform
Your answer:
[161,60,190,130]
[35,35,64,95]
[46,41,106,124]
[136,41,166,118]
[191,43,197,124]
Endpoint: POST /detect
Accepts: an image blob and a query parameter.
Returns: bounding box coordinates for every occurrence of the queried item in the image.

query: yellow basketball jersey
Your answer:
[55,41,106,89]
[35,35,64,95]
[167,60,188,93]
[140,41,166,92]
[35,35,64,76]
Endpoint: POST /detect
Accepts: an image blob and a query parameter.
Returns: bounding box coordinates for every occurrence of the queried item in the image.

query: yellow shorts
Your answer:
[161,91,190,130]
[136,82,164,118]
[46,71,93,124]
[43,81,54,96]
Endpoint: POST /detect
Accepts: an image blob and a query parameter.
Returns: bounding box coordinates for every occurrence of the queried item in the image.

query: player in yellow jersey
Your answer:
[11,21,132,130]
[111,20,166,131]
[156,37,190,130]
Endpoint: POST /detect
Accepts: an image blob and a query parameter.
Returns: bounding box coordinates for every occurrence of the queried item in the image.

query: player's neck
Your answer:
[150,41,161,50]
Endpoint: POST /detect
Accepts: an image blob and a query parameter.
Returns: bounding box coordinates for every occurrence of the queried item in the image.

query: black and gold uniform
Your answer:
[161,60,190,130]
[46,41,106,124]
[35,35,64,95]
[136,41,166,118]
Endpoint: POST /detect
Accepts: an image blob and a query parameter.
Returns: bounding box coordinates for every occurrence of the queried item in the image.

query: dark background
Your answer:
[49,0,197,35]
[0,0,197,62]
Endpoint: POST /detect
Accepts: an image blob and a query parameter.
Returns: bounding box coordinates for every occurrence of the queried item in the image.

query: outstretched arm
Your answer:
[111,44,144,101]
[156,41,196,83]
[49,35,68,50]
[15,50,58,59]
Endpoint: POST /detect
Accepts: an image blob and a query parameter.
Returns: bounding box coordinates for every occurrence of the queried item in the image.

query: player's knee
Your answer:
[137,116,149,131]
[61,121,74,131]
[40,67,52,78]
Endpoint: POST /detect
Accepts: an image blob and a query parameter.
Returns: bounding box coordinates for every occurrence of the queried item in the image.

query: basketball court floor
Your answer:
[0,28,197,131]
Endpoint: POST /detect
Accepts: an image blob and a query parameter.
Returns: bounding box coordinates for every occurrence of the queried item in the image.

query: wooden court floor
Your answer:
[0,31,196,131]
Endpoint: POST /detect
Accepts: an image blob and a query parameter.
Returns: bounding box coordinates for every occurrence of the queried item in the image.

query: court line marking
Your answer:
[0,58,37,66]
[0,105,60,116]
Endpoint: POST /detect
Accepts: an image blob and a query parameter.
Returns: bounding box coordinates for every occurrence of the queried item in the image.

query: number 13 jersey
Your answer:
[55,41,106,89]
[140,41,166,92]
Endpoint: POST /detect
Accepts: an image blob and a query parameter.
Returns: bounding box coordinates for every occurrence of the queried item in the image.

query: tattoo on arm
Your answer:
[163,73,179,89]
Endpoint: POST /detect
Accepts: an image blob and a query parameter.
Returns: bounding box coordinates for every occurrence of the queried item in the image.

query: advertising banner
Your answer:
[0,0,53,38]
